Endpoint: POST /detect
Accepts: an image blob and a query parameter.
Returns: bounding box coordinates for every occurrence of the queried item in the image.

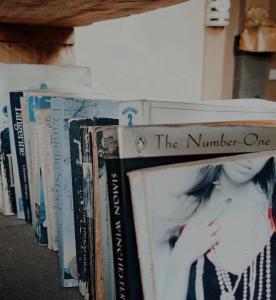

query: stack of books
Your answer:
[2,63,276,300]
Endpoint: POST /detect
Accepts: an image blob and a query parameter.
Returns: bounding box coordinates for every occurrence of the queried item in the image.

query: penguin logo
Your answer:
[135,136,146,153]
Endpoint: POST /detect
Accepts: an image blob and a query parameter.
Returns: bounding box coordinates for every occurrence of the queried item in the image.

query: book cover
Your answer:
[128,150,276,300]
[103,122,276,300]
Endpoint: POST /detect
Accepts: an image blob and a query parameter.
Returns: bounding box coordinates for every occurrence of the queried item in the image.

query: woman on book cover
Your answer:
[158,156,276,300]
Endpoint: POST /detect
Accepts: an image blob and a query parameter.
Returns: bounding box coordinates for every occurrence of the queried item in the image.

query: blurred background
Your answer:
[75,0,276,102]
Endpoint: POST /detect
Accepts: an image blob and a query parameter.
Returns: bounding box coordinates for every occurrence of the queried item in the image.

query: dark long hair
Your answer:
[186,157,276,211]
[169,157,276,249]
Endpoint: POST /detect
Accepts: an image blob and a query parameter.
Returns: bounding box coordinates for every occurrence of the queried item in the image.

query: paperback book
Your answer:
[102,122,276,300]
[21,94,47,245]
[0,127,16,215]
[36,101,58,250]
[119,98,276,125]
[69,118,118,299]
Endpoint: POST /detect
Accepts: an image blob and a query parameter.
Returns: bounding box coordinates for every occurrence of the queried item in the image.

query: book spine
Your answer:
[10,92,32,223]
[95,129,115,300]
[0,128,16,215]
[51,101,65,285]
[9,126,25,218]
[38,168,48,246]
[37,109,54,250]
[105,158,143,300]
[82,128,95,300]
[22,98,37,231]
[70,123,92,298]
[33,121,48,246]
[105,158,130,300]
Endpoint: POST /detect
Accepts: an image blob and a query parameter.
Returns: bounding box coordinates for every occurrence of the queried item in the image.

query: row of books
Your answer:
[1,63,276,299]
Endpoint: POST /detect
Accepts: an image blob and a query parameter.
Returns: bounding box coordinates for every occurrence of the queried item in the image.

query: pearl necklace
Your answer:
[195,240,271,300]
[195,207,272,300]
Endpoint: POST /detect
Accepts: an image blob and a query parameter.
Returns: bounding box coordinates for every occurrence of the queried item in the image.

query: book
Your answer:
[51,97,119,288]
[6,63,91,219]
[27,96,46,244]
[69,118,118,299]
[0,127,16,215]
[120,99,276,125]
[10,92,32,223]
[103,122,276,300]
[127,150,276,300]
[26,94,63,249]
[36,101,58,250]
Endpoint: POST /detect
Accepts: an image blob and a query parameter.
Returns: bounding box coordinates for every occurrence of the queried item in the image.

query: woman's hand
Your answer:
[170,221,220,267]
[160,222,220,300]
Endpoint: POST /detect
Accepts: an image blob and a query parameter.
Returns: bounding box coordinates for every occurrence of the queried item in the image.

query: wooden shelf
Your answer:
[0,0,189,27]
[239,27,276,53]
[0,23,75,65]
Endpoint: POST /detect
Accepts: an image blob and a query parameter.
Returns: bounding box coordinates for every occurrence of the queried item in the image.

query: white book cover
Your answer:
[27,104,47,245]
[22,94,57,244]
[0,153,10,215]
[128,150,276,300]
[5,63,91,219]
[21,95,46,241]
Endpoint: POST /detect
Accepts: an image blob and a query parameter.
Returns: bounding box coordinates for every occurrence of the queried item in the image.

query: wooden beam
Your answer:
[0,43,75,65]
[0,0,189,27]
[0,24,74,45]
[0,24,75,65]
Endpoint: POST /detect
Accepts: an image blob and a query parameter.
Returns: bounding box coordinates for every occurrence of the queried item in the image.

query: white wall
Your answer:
[75,0,205,101]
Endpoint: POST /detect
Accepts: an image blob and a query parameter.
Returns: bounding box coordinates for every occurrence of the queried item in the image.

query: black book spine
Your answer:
[81,126,94,300]
[106,158,130,300]
[105,158,143,300]
[0,128,16,214]
[69,122,92,298]
[10,92,32,223]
